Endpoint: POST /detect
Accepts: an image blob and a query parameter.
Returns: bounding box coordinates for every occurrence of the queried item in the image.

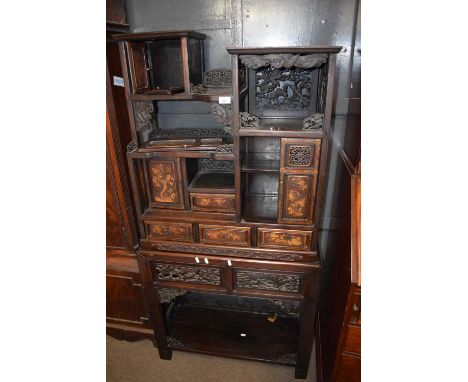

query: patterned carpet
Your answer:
[107,336,317,382]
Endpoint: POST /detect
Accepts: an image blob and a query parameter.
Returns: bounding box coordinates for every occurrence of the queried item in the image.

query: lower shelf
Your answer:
[243,195,279,223]
[165,293,299,365]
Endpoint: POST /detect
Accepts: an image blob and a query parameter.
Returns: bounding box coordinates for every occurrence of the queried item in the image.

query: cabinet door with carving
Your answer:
[147,158,185,210]
[278,139,320,225]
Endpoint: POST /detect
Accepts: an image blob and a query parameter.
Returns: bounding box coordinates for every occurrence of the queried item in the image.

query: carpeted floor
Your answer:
[107,336,317,382]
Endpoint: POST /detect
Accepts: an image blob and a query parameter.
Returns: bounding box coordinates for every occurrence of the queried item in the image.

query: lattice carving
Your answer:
[148,242,305,262]
[191,83,208,94]
[133,101,154,132]
[236,271,300,292]
[153,263,221,285]
[288,146,312,166]
[204,69,232,88]
[255,67,312,111]
[150,127,231,139]
[216,144,234,153]
[157,288,188,304]
[200,159,234,172]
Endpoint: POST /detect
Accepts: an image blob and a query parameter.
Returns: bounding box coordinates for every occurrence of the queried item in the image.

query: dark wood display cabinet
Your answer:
[116,30,341,379]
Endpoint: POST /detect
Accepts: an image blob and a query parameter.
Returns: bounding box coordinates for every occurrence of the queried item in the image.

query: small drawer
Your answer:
[257,228,312,251]
[151,261,222,287]
[190,193,235,213]
[199,224,250,247]
[234,269,302,295]
[146,221,193,243]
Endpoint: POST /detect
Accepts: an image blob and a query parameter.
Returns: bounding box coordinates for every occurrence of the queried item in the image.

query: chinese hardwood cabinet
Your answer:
[116,31,341,379]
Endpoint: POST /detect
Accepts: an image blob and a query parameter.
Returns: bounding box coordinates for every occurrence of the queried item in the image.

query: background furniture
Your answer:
[106,2,153,340]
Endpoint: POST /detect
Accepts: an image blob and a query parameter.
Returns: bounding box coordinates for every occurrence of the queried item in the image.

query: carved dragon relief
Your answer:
[157,288,188,304]
[153,263,221,286]
[133,101,154,132]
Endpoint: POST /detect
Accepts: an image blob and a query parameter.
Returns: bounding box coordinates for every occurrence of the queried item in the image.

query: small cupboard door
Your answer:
[148,158,185,210]
[127,42,150,93]
[278,139,321,225]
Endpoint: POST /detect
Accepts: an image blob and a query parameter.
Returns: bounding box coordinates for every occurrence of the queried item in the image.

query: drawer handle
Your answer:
[204,258,209,264]
[353,304,360,312]
[227,259,232,266]
[195,257,200,263]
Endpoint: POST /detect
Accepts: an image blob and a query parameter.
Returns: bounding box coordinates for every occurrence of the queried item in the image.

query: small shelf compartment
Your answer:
[189,172,235,191]
[165,292,300,365]
[187,158,235,194]
[242,171,279,223]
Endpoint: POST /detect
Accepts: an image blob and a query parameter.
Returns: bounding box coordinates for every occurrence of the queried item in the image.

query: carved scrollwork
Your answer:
[126,140,138,153]
[150,127,231,139]
[270,299,301,317]
[133,101,154,132]
[276,353,298,365]
[240,112,260,129]
[303,113,324,130]
[236,271,301,292]
[157,288,188,304]
[153,263,221,285]
[191,83,208,94]
[166,336,185,348]
[239,53,327,69]
[148,242,305,262]
[204,69,232,88]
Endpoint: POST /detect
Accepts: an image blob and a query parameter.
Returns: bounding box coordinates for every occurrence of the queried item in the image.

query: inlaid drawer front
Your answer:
[235,270,301,293]
[199,225,250,247]
[190,193,235,213]
[146,222,193,243]
[280,138,321,172]
[152,262,221,286]
[257,228,312,251]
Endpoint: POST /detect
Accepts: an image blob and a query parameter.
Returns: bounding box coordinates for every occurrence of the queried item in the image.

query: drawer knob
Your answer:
[195,257,200,263]
[353,304,360,312]
[204,258,209,264]
[227,259,232,266]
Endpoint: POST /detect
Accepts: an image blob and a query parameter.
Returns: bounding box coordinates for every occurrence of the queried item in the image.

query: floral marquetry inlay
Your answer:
[150,161,179,205]
[286,176,310,218]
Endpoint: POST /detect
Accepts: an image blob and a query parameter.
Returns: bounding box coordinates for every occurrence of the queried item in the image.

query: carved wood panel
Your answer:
[149,159,185,210]
[257,228,312,251]
[199,225,250,247]
[146,221,193,243]
[152,262,221,286]
[235,270,301,293]
[190,193,235,213]
[280,138,321,172]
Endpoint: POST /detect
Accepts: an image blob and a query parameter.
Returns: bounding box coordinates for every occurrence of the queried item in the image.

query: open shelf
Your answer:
[242,156,280,173]
[166,293,299,365]
[243,195,278,223]
[189,171,235,192]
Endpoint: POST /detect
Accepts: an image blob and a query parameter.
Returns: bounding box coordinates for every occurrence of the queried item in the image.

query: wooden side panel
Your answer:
[199,224,250,247]
[127,42,150,93]
[146,221,193,243]
[257,228,312,251]
[149,159,185,210]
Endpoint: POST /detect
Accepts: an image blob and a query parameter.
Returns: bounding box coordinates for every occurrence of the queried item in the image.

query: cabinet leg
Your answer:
[158,347,173,360]
[295,367,308,379]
